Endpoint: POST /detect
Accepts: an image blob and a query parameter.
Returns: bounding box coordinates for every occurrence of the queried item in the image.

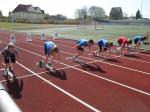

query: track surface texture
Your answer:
[0,31,150,112]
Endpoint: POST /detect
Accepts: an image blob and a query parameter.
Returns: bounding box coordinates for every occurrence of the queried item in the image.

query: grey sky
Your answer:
[0,0,149,18]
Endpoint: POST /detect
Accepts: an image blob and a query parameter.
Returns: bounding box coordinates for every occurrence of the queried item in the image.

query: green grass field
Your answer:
[0,22,150,49]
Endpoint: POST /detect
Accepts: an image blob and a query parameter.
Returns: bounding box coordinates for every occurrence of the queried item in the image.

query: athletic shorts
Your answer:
[3,53,16,63]
[77,46,84,51]
[99,45,107,52]
[134,38,140,44]
[44,45,51,55]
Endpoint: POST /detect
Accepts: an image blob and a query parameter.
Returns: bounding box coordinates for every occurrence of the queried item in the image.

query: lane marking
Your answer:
[0,60,97,82]
[15,40,150,75]
[2,31,150,59]
[16,46,150,96]
[2,31,150,58]
[30,35,150,57]
[10,35,147,64]
[16,61,101,112]
[5,42,150,96]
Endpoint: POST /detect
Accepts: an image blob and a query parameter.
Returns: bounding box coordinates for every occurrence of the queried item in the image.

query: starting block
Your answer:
[36,60,53,71]
[40,33,47,41]
[65,56,85,64]
[10,34,16,43]
[7,70,14,78]
[65,56,74,60]
[3,68,15,81]
[26,33,32,42]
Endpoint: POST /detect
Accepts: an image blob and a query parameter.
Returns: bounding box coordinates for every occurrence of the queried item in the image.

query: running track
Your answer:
[0,31,150,112]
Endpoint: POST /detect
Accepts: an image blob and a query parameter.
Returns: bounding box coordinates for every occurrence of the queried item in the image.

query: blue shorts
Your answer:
[98,39,108,47]
[134,38,140,44]
[44,44,51,55]
[133,36,142,44]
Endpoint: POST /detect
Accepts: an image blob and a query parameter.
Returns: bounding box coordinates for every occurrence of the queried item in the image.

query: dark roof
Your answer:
[12,4,45,14]
[34,7,40,10]
[12,4,31,13]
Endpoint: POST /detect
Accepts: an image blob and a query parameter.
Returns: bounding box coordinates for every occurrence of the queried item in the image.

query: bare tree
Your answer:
[75,8,87,20]
[109,7,123,20]
[88,6,106,29]
[88,6,106,19]
[75,7,88,29]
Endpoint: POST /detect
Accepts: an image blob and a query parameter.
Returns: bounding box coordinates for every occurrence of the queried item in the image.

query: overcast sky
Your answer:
[0,0,150,18]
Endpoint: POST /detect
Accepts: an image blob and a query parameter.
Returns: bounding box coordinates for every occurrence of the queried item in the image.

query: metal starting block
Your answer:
[7,70,14,78]
[36,60,53,71]
[3,68,14,79]
[65,57,85,64]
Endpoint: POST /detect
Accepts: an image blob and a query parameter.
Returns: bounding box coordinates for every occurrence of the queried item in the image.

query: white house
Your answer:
[11,4,45,23]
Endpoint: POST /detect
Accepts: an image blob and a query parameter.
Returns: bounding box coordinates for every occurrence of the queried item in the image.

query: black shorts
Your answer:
[134,40,139,45]
[77,46,84,51]
[3,54,16,63]
[44,47,50,55]
[99,45,107,52]
[117,40,122,46]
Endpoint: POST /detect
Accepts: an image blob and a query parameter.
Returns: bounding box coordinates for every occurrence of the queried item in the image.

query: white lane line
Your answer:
[110,53,150,64]
[2,31,150,58]
[117,55,150,64]
[0,59,97,83]
[61,50,150,75]
[5,35,150,64]
[3,32,150,58]
[16,61,101,112]
[9,42,150,96]
[30,35,150,57]
[0,74,34,83]
[16,40,150,75]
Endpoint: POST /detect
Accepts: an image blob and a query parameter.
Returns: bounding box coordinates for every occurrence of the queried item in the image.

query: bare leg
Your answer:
[44,55,49,64]
[3,63,11,70]
[74,50,83,59]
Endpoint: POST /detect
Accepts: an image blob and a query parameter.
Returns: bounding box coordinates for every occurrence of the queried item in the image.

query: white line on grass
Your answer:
[8,42,150,96]
[16,61,101,112]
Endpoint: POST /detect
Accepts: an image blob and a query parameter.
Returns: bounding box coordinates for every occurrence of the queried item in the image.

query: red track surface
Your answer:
[0,31,150,112]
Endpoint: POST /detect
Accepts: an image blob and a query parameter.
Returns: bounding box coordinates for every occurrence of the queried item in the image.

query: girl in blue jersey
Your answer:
[133,35,148,49]
[93,39,113,58]
[73,39,94,59]
[43,41,60,68]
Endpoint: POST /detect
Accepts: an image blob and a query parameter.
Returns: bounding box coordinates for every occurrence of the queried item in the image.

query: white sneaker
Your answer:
[3,69,8,77]
[46,62,53,70]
